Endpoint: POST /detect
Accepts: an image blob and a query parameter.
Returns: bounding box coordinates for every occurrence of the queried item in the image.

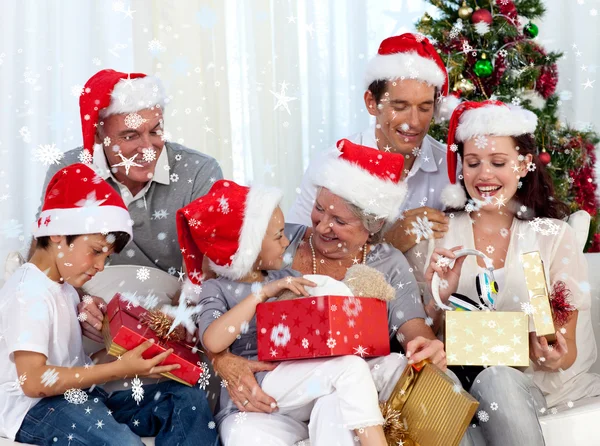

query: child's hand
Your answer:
[77,295,106,343]
[119,340,181,378]
[260,277,318,300]
[424,246,466,305]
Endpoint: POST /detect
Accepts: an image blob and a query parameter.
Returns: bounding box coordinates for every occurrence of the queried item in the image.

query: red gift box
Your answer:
[102,294,203,386]
[256,295,390,361]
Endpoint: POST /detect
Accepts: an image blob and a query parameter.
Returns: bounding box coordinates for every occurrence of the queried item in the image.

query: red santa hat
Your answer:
[311,139,407,222]
[177,180,283,284]
[79,69,166,153]
[364,33,460,122]
[33,163,133,241]
[442,100,539,208]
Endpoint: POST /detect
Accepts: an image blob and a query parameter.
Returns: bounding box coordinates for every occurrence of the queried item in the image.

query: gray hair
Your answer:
[316,187,391,244]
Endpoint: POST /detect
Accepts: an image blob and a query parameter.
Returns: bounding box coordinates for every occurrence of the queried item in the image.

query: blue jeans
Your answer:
[15,381,220,446]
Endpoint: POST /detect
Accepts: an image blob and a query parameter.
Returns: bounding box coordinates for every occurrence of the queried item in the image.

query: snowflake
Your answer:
[435,255,451,268]
[41,368,59,387]
[527,161,536,172]
[14,373,27,389]
[124,112,146,129]
[82,295,93,305]
[474,135,488,149]
[500,0,510,5]
[221,379,228,388]
[498,49,508,58]
[478,410,490,422]
[411,147,421,157]
[490,402,499,411]
[326,338,336,348]
[77,312,88,322]
[475,22,490,35]
[142,147,156,162]
[148,39,166,54]
[208,421,216,429]
[152,209,169,220]
[353,345,368,357]
[1,219,24,239]
[217,195,230,214]
[112,0,124,11]
[64,388,88,405]
[500,228,509,238]
[188,218,201,228]
[212,310,222,319]
[270,323,291,347]
[235,412,247,424]
[529,218,560,236]
[439,279,449,290]
[19,126,32,143]
[342,296,363,318]
[92,57,101,65]
[103,136,111,147]
[170,173,179,182]
[520,302,536,315]
[198,366,211,390]
[131,376,144,405]
[511,97,522,106]
[71,85,84,97]
[462,42,473,54]
[450,143,458,152]
[78,149,93,164]
[486,245,495,255]
[136,267,150,282]
[410,216,434,244]
[34,144,63,165]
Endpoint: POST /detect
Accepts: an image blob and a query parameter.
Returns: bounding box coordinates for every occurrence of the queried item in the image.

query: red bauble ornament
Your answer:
[471,9,493,25]
[539,151,551,165]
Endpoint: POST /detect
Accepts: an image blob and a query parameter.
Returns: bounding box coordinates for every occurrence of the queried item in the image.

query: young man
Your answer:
[1,163,219,445]
[288,33,460,253]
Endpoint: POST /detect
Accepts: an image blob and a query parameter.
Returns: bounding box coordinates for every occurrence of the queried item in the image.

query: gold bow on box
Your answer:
[382,361,478,446]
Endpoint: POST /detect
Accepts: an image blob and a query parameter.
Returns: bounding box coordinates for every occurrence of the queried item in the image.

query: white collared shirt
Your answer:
[286,125,451,225]
[92,144,170,207]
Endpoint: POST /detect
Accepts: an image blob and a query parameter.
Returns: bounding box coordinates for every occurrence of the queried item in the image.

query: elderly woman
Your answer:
[211,139,447,445]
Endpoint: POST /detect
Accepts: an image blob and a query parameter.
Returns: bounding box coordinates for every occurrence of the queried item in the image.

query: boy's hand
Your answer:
[119,339,180,377]
[77,295,106,343]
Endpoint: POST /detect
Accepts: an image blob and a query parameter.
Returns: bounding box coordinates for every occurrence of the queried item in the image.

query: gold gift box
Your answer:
[521,251,556,342]
[387,362,479,446]
[446,311,529,367]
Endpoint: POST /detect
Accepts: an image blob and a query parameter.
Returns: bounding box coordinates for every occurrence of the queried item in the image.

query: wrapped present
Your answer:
[256,295,390,361]
[102,294,203,386]
[445,311,529,367]
[384,361,479,446]
[521,251,556,342]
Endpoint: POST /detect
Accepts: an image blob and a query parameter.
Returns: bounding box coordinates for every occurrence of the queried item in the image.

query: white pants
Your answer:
[219,354,407,446]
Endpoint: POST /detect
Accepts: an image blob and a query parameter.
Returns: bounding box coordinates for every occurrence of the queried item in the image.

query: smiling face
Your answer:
[97,107,165,187]
[310,188,370,260]
[365,79,436,156]
[255,207,290,271]
[50,233,115,288]
[462,135,532,211]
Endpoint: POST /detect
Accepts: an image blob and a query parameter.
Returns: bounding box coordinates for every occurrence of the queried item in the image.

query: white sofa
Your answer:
[2,254,600,446]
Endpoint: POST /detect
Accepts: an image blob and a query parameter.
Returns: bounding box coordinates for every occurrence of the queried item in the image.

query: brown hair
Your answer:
[453,134,570,220]
[36,232,130,254]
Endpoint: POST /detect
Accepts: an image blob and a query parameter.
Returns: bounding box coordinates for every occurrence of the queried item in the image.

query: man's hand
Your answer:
[212,350,278,413]
[77,296,106,343]
[385,207,449,253]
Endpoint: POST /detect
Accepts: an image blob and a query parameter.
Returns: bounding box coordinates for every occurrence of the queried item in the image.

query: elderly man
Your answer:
[288,33,459,253]
[26,69,222,445]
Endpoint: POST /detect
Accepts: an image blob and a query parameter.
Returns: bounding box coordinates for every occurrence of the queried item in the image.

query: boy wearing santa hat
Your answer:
[287,33,459,254]
[1,164,219,445]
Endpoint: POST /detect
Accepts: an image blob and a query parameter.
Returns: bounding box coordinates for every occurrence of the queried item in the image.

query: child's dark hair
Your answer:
[453,134,570,220]
[36,232,130,254]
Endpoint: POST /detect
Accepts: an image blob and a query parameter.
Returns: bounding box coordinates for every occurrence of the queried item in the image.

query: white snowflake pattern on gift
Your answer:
[270,323,291,347]
[64,388,89,405]
[410,216,434,244]
[131,376,144,405]
[34,144,64,166]
[342,296,362,318]
[474,135,488,149]
[78,149,93,164]
[136,267,150,282]
[217,195,230,214]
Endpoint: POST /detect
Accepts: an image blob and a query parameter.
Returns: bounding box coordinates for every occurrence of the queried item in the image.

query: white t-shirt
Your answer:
[0,263,88,440]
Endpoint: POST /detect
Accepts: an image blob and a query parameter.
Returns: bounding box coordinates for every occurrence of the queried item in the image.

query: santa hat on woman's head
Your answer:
[364,33,460,122]
[32,163,133,241]
[79,69,167,153]
[176,180,283,284]
[441,100,539,208]
[311,139,408,222]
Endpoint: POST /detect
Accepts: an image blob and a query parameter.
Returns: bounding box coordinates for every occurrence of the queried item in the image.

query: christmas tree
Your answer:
[416,0,600,251]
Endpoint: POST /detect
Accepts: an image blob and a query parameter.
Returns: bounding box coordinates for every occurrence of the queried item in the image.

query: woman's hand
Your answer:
[260,276,317,301]
[212,350,279,413]
[405,336,447,371]
[529,331,570,371]
[424,246,467,306]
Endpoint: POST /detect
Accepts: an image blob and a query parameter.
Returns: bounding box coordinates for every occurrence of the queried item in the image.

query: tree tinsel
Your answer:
[416,0,600,251]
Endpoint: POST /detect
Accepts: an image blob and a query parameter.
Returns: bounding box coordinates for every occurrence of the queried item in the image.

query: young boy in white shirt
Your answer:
[0,163,219,446]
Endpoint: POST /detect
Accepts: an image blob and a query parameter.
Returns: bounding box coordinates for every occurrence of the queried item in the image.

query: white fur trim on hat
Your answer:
[209,186,283,280]
[455,104,538,142]
[364,51,446,90]
[99,76,167,118]
[434,94,461,123]
[441,183,468,208]
[32,205,133,240]
[311,150,407,222]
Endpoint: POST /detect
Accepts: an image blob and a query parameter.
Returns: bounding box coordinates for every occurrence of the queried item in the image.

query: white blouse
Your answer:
[410,212,600,407]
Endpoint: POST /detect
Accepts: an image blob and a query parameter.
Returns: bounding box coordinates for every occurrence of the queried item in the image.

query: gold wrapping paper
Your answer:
[521,251,556,342]
[387,362,478,446]
[446,311,529,366]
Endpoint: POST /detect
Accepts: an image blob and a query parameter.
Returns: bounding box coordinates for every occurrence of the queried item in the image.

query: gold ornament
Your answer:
[379,401,414,446]
[458,1,473,20]
[140,310,186,342]
[422,12,432,23]
[453,77,476,94]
